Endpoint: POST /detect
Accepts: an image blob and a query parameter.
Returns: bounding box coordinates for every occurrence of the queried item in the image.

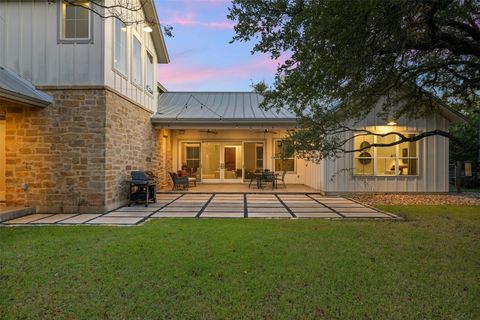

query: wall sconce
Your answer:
[143,25,153,33]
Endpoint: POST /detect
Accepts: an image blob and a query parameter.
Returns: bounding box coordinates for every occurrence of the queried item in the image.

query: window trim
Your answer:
[145,49,155,96]
[58,0,94,44]
[353,132,420,177]
[273,139,296,173]
[112,17,128,79]
[131,31,143,89]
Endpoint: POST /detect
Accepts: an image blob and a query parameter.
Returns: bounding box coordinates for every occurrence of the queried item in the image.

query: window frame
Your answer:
[131,32,143,89]
[58,0,93,44]
[112,17,128,78]
[145,49,155,96]
[273,139,296,173]
[353,133,420,177]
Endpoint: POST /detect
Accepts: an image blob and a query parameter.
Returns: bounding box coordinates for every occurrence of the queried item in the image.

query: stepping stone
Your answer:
[288,207,333,212]
[247,207,287,212]
[116,206,157,212]
[151,211,198,218]
[58,214,102,224]
[248,211,291,218]
[86,217,142,225]
[294,212,341,218]
[333,207,378,213]
[201,211,244,218]
[340,212,391,218]
[31,214,77,224]
[323,203,368,208]
[282,203,323,207]
[248,203,284,208]
[104,211,152,217]
[159,206,203,212]
[4,214,53,224]
[203,208,244,212]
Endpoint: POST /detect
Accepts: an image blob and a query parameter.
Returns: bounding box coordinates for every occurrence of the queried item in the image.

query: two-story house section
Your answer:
[0,1,170,213]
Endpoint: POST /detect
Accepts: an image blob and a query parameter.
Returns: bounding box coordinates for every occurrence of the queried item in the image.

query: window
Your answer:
[274,140,295,172]
[145,51,154,94]
[256,144,264,169]
[114,18,127,75]
[61,1,90,40]
[181,142,201,178]
[132,35,142,86]
[353,133,418,176]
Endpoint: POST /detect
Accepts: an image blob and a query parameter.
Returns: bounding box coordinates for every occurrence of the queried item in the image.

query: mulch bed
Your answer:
[349,193,480,206]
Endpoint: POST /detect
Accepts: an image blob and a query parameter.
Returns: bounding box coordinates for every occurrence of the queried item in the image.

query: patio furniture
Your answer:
[261,171,276,190]
[188,168,197,187]
[275,171,287,188]
[246,170,260,188]
[169,172,189,190]
[127,171,157,207]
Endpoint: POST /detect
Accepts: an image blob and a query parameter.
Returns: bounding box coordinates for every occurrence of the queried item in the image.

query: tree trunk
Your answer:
[455,161,462,193]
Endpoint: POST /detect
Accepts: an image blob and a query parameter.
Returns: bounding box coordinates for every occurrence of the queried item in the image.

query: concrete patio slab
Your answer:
[86,217,143,225]
[104,211,152,217]
[58,214,102,224]
[151,211,198,218]
[4,214,53,224]
[31,214,77,224]
[1,192,398,226]
[201,211,244,218]
[293,212,341,218]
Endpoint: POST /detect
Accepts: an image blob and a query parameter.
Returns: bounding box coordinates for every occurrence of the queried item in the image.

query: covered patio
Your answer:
[158,183,317,193]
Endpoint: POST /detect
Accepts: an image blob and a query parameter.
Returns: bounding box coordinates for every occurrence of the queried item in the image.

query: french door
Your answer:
[201,142,243,183]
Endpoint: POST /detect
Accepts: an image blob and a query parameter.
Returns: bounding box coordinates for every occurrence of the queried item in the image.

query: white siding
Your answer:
[103,0,157,111]
[322,109,451,193]
[0,0,104,86]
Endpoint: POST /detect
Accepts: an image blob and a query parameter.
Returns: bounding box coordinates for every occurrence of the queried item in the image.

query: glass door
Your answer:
[223,143,243,182]
[200,142,243,183]
[202,142,221,182]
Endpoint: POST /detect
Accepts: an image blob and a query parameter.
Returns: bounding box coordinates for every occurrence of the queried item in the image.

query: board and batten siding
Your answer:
[0,1,104,86]
[317,111,451,194]
[103,0,158,112]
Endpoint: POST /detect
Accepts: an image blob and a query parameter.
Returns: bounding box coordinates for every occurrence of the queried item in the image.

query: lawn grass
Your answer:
[1,206,479,319]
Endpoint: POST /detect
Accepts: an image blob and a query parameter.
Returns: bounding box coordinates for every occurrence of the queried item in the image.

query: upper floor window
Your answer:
[145,51,154,94]
[354,133,419,176]
[132,34,142,87]
[114,18,127,75]
[274,140,295,173]
[61,1,91,41]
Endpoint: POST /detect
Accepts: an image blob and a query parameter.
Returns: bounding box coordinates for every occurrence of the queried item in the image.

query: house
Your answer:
[0,1,465,215]
[0,0,169,213]
[154,92,465,194]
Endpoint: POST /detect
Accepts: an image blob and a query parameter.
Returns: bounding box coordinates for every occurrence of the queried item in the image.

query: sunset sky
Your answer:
[155,0,281,91]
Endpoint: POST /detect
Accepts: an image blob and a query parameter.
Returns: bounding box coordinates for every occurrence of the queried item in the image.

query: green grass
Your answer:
[1,206,479,319]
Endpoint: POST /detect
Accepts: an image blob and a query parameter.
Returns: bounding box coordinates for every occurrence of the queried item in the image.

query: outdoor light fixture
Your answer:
[143,25,153,33]
[387,121,397,126]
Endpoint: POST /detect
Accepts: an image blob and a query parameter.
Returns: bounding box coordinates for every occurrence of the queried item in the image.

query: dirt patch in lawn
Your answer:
[348,193,480,206]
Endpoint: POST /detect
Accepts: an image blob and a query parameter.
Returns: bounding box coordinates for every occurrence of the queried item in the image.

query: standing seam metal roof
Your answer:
[0,66,53,107]
[154,92,296,121]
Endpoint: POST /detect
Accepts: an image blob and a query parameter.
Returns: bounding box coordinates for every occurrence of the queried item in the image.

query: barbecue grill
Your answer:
[127,171,157,207]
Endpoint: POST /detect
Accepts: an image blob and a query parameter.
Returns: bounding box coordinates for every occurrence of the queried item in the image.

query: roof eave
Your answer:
[0,87,51,108]
[144,1,170,63]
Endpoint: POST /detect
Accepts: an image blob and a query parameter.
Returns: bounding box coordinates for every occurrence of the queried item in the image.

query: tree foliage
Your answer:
[228,0,479,161]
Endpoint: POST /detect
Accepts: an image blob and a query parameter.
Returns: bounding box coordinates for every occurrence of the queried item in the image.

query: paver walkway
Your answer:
[1,193,398,226]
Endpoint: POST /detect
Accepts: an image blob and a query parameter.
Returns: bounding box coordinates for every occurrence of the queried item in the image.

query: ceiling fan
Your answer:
[254,129,278,134]
[199,129,218,135]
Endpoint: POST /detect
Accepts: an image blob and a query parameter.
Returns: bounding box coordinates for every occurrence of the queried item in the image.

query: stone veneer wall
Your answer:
[1,88,171,213]
[104,90,171,211]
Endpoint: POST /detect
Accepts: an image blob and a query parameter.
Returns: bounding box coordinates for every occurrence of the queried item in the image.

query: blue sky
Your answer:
[155,0,281,91]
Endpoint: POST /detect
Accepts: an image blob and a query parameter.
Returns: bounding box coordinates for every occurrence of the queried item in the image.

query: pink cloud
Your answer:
[157,55,286,89]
